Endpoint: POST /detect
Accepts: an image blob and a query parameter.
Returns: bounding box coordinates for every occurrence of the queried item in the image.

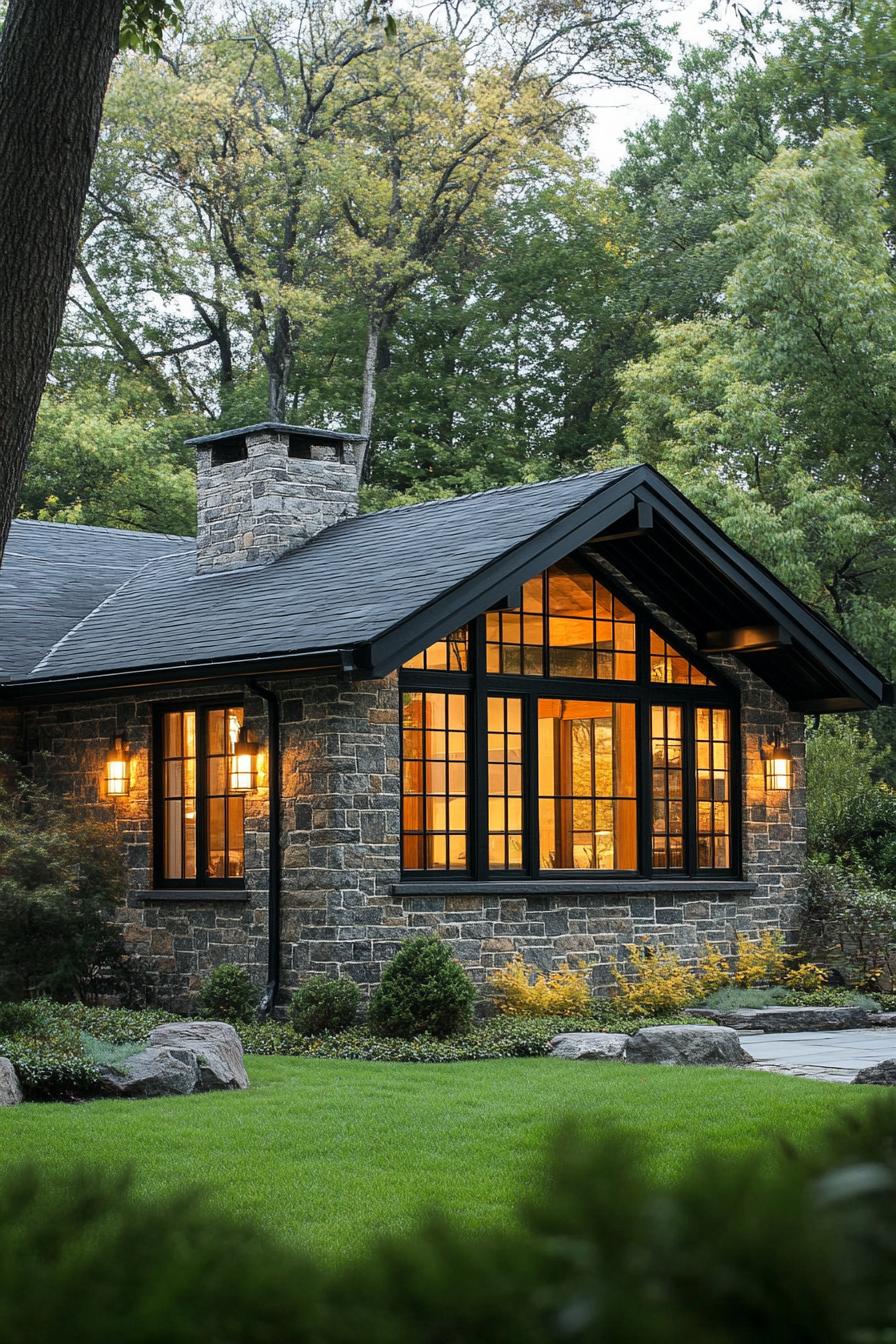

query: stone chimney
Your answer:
[187,422,365,574]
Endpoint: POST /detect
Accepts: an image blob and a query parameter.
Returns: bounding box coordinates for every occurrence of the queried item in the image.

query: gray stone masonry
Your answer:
[195,428,359,572]
[5,545,806,1009]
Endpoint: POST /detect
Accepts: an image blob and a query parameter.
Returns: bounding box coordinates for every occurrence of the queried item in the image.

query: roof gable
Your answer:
[1,467,889,711]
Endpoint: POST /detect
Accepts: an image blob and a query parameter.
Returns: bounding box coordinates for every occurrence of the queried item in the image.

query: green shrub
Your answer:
[0,1001,48,1036]
[197,963,257,1023]
[0,1030,100,1099]
[0,1167,315,1343]
[700,985,881,1013]
[288,977,360,1036]
[801,859,896,991]
[369,936,475,1039]
[0,775,131,1002]
[5,1101,896,1340]
[0,999,184,1100]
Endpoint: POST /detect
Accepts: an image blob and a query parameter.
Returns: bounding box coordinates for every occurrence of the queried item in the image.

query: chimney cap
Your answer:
[185,420,368,447]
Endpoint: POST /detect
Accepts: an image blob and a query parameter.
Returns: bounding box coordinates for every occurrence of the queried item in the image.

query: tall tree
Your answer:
[607,129,896,676]
[65,0,668,477]
[0,0,182,557]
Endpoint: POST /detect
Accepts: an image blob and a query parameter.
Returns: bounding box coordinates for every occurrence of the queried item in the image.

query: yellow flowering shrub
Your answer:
[697,942,731,994]
[610,942,700,1017]
[784,960,828,993]
[734,930,790,986]
[487,955,592,1017]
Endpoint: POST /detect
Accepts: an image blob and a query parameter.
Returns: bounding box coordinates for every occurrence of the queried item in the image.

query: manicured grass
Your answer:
[0,1056,871,1260]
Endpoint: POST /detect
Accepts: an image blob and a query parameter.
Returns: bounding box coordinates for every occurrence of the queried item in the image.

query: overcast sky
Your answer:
[584,0,782,173]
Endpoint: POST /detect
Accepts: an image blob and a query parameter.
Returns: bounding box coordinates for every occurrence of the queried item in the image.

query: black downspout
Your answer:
[249,679,281,1016]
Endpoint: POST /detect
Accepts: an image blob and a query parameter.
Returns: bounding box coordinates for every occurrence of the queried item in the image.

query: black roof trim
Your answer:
[186,421,368,447]
[1,647,348,704]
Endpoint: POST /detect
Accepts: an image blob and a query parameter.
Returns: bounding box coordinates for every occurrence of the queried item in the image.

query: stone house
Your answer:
[0,422,889,1009]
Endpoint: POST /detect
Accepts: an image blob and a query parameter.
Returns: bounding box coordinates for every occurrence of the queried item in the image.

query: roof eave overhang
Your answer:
[0,647,351,705]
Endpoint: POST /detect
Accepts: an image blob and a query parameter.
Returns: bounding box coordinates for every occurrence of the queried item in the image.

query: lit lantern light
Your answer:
[105,736,130,797]
[761,733,793,792]
[229,723,259,793]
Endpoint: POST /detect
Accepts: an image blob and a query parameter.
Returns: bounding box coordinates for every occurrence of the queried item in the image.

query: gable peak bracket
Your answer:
[592,499,654,544]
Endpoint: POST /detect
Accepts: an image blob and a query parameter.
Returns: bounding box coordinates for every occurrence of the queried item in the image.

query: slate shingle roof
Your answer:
[5,469,634,684]
[0,520,193,682]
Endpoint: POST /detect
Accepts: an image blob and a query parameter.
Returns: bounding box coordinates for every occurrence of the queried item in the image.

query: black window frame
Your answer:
[151,698,247,891]
[399,555,742,883]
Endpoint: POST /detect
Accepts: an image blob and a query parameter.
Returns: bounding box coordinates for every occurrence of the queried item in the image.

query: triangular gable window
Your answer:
[649,631,714,686]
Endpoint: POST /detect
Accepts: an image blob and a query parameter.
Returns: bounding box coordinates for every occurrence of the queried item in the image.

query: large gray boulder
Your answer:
[872,1013,896,1028]
[625,1025,753,1067]
[149,1021,249,1091]
[549,1032,629,1061]
[853,1059,896,1086]
[0,1057,23,1105]
[719,1006,871,1033]
[97,1046,200,1098]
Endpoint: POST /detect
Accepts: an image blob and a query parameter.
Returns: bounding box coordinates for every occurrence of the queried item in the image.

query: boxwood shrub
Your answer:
[288,977,360,1036]
[369,936,475,1039]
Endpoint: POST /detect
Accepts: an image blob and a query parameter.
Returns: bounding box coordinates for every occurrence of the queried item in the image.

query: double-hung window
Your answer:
[153,702,246,888]
[399,557,739,881]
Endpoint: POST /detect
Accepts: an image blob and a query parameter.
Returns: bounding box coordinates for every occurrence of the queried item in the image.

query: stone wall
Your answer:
[3,609,806,1008]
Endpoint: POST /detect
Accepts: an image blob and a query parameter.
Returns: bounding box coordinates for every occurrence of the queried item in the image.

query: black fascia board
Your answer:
[633,471,889,707]
[186,422,368,446]
[0,647,349,704]
[365,471,642,677]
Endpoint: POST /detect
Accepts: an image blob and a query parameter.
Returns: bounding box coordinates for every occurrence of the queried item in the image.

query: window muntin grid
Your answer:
[649,630,713,686]
[403,627,469,672]
[401,691,468,871]
[651,703,685,870]
[486,697,524,871]
[695,706,731,870]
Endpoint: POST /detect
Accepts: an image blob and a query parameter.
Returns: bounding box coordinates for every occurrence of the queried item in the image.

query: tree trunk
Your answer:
[356,311,384,482]
[0,0,123,558]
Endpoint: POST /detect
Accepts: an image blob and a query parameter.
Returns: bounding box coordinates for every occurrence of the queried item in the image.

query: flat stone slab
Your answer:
[873,1013,896,1028]
[0,1057,23,1106]
[746,1029,896,1083]
[625,1025,753,1068]
[720,1006,871,1033]
[549,1032,628,1060]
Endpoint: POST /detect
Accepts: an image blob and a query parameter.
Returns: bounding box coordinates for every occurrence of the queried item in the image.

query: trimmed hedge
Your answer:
[289,978,360,1036]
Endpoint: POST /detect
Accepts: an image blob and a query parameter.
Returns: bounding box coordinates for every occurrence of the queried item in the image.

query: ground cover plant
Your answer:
[0,1055,875,1262]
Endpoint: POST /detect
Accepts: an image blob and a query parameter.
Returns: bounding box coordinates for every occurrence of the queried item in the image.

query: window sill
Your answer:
[134,889,249,903]
[391,879,756,898]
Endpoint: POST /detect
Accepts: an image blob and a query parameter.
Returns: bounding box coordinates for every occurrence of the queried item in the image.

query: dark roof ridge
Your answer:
[352,465,638,521]
[11,517,194,544]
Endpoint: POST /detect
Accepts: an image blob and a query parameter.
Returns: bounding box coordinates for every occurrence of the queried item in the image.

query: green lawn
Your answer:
[0,1056,871,1259]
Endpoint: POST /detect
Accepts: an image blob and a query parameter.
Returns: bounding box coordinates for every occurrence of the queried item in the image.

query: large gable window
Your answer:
[400,556,739,881]
[154,702,246,887]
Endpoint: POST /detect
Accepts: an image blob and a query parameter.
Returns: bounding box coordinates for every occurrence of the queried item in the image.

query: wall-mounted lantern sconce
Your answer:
[761,732,793,792]
[105,736,130,797]
[229,724,259,793]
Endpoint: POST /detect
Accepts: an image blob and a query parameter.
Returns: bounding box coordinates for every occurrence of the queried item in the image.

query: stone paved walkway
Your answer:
[743,1028,896,1083]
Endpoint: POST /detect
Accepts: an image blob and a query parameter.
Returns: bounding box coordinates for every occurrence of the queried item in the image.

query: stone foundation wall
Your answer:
[3,620,806,1008]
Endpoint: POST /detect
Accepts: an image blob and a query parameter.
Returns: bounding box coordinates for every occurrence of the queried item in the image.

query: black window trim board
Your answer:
[398,555,743,886]
[150,696,246,893]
